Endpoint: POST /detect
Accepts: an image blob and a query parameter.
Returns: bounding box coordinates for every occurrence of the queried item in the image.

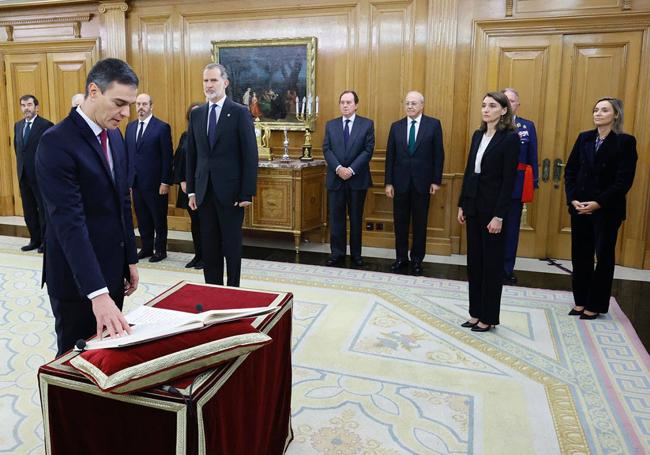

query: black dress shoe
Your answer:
[461,320,479,328]
[503,273,517,285]
[390,259,409,272]
[568,308,584,316]
[193,260,204,270]
[352,257,364,267]
[580,312,600,320]
[325,257,342,267]
[21,242,40,252]
[471,324,494,332]
[412,262,423,276]
[185,256,199,268]
[137,249,153,260]
[148,252,167,263]
[37,245,44,254]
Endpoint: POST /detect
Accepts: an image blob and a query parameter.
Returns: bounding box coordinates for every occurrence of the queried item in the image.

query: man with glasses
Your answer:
[385,91,444,275]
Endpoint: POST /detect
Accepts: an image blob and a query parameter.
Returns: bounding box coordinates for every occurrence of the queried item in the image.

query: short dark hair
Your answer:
[339,90,359,104]
[85,58,139,96]
[186,102,202,122]
[480,91,515,132]
[19,94,38,106]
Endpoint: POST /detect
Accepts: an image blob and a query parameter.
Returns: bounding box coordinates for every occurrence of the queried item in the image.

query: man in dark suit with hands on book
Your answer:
[36,59,140,356]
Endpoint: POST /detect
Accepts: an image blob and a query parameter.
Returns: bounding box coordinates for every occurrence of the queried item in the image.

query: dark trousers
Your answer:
[187,206,202,259]
[50,291,125,357]
[570,213,621,313]
[466,212,507,325]
[328,184,366,260]
[393,182,430,263]
[198,192,244,287]
[504,200,523,276]
[18,175,44,245]
[133,188,168,254]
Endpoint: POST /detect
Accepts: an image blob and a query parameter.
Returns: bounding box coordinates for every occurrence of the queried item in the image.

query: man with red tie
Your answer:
[36,58,139,356]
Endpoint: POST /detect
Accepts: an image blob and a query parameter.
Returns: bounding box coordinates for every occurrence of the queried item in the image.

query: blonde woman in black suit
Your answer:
[565,97,637,320]
[457,91,519,332]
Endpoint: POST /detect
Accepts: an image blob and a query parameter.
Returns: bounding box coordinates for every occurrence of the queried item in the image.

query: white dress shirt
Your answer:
[474,133,492,174]
[406,114,422,144]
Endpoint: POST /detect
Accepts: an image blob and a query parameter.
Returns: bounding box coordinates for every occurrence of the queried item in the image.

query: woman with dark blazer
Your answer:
[457,91,519,332]
[564,97,637,319]
[173,102,203,269]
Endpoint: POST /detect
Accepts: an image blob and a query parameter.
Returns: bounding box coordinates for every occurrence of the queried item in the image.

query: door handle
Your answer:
[541,158,550,183]
[553,158,565,188]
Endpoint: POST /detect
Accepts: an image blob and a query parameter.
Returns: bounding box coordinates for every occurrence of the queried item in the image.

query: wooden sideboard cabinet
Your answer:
[244,159,327,252]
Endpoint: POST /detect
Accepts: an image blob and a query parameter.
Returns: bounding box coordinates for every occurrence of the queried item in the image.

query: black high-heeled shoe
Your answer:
[568,308,584,316]
[580,312,599,320]
[471,324,494,332]
[461,320,479,328]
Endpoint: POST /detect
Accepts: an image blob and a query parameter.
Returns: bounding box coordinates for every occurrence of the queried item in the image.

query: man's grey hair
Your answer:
[204,63,229,80]
[502,87,519,99]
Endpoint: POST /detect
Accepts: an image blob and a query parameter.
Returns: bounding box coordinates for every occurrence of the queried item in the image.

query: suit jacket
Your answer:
[384,115,444,194]
[35,108,137,300]
[186,97,258,206]
[511,116,539,199]
[564,129,637,220]
[126,116,173,190]
[173,131,189,209]
[14,115,54,182]
[458,129,519,218]
[322,115,375,190]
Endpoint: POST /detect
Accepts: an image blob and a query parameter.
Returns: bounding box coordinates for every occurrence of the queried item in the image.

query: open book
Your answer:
[84,305,279,350]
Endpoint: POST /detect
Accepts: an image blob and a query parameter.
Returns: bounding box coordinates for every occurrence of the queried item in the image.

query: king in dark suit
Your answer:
[35,58,140,356]
[322,90,375,267]
[384,91,444,276]
[502,88,539,284]
[126,93,173,262]
[14,94,53,252]
[186,63,258,287]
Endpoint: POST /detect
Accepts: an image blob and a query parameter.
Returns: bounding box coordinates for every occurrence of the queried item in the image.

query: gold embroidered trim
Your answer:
[70,332,271,393]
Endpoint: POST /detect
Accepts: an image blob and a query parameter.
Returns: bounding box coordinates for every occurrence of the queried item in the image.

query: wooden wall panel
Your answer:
[0,0,649,266]
[46,51,93,122]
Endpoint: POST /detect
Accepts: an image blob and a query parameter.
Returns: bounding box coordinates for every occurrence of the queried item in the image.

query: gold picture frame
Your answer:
[211,37,317,131]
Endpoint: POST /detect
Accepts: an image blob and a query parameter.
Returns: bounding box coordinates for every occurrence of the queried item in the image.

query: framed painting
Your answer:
[211,37,317,131]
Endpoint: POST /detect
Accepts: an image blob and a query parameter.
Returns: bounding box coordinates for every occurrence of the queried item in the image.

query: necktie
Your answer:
[136,121,145,144]
[99,129,110,165]
[23,121,31,143]
[408,119,417,155]
[208,104,218,148]
[343,119,350,147]
[595,136,604,153]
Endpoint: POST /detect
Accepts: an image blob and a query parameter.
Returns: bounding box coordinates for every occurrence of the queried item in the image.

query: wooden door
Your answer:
[545,31,643,259]
[486,34,563,258]
[4,53,51,214]
[46,51,94,123]
[477,29,643,261]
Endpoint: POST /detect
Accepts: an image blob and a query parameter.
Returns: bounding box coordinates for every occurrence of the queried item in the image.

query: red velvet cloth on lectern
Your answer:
[38,282,293,455]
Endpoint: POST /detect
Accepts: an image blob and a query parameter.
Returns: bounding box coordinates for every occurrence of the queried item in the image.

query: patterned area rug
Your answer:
[0,235,648,454]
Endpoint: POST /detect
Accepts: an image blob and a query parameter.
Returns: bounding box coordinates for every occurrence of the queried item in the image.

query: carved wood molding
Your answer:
[0,13,90,41]
[98,2,128,14]
[98,2,128,59]
[506,0,513,17]
[623,0,632,10]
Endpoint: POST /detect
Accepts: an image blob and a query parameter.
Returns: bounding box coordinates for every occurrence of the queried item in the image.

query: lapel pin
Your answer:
[227,113,231,117]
